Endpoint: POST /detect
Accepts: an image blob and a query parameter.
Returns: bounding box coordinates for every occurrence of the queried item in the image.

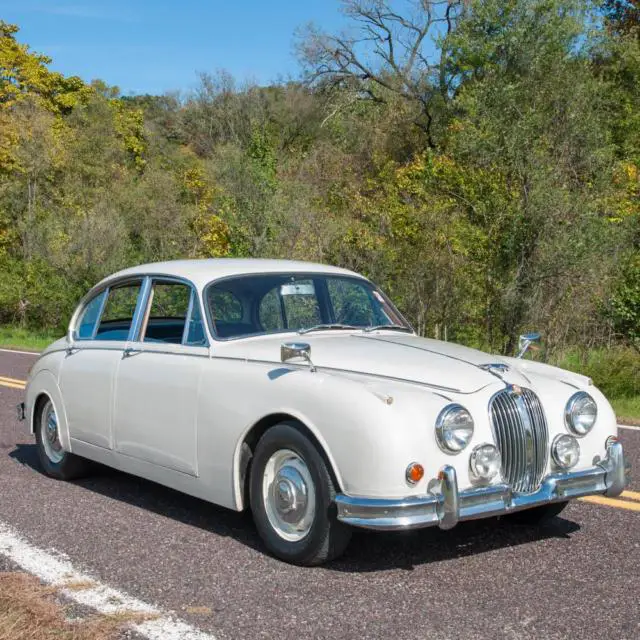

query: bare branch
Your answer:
[297,0,466,148]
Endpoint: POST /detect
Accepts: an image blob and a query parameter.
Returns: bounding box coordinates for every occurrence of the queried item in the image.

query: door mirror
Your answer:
[517,332,541,359]
[281,342,316,372]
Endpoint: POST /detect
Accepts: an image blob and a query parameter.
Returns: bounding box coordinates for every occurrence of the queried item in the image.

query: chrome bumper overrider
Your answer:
[335,442,629,531]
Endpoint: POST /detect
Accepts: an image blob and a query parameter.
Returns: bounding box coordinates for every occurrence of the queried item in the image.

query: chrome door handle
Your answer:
[123,347,140,358]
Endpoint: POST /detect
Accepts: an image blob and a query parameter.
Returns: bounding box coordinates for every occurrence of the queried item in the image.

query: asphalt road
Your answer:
[0,349,638,640]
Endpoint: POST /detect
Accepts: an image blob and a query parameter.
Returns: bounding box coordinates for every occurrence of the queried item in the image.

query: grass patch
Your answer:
[0,325,61,352]
[551,346,640,423]
[610,396,640,426]
[0,572,127,640]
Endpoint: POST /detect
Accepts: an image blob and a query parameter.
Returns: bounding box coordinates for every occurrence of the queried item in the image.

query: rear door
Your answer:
[60,279,144,449]
[112,278,208,476]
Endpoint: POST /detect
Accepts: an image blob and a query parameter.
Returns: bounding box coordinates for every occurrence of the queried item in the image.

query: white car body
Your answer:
[21,259,628,549]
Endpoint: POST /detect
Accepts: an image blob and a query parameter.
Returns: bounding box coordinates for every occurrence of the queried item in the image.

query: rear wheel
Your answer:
[507,500,568,525]
[250,423,352,565]
[35,398,90,480]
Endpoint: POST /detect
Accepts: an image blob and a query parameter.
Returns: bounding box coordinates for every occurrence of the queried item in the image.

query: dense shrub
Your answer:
[553,348,640,399]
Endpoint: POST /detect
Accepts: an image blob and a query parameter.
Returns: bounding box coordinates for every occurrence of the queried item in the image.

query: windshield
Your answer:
[205,273,411,339]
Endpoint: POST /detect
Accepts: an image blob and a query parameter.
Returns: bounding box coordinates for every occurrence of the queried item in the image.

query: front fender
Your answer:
[227,367,455,507]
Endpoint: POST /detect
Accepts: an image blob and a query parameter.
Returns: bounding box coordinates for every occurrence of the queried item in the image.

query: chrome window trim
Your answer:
[181,289,196,345]
[202,271,413,343]
[129,276,152,342]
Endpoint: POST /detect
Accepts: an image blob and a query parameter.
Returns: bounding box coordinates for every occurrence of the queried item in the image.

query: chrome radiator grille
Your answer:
[489,387,549,493]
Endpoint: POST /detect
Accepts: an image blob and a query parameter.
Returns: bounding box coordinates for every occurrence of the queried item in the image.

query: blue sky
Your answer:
[1,1,347,95]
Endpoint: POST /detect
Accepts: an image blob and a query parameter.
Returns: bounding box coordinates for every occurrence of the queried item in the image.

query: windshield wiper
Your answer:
[362,324,413,333]
[298,323,358,335]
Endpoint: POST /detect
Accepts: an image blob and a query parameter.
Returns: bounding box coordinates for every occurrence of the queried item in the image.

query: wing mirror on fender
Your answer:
[517,332,541,359]
[281,342,316,372]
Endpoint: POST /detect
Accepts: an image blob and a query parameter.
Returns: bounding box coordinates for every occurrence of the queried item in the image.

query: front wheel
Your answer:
[507,500,568,525]
[35,398,90,480]
[250,423,352,565]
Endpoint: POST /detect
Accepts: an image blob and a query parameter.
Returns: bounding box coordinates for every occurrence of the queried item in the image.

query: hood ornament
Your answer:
[479,363,510,378]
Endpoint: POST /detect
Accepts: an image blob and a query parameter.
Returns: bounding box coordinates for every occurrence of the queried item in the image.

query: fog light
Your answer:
[469,444,501,481]
[552,434,580,469]
[406,462,424,485]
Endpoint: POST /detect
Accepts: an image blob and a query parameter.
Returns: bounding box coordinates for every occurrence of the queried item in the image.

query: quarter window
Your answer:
[76,290,107,339]
[95,282,142,341]
[185,297,207,346]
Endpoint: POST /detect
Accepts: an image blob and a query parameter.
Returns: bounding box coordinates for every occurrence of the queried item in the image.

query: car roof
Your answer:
[97,258,364,290]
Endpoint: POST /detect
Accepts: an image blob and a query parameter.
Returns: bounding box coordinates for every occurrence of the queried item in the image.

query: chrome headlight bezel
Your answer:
[435,404,474,454]
[565,391,597,437]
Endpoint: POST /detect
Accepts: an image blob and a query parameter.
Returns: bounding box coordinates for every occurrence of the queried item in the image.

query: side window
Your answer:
[143,281,191,344]
[76,290,107,339]
[95,282,142,341]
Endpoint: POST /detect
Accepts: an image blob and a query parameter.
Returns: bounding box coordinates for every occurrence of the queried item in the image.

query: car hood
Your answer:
[214,332,528,393]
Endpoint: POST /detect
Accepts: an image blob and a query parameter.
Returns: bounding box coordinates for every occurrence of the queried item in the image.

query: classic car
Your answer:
[18,259,628,565]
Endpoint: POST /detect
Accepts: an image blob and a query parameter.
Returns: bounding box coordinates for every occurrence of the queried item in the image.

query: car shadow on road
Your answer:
[9,443,580,572]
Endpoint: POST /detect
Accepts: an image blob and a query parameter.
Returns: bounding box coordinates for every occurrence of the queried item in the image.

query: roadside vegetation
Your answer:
[0,325,60,352]
[0,1,638,411]
[0,572,126,640]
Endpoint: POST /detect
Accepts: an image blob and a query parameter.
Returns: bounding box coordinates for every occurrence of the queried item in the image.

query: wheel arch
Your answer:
[26,370,71,451]
[233,411,344,511]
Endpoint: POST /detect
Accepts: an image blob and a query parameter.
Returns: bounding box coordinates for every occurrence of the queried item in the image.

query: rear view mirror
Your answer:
[517,332,541,359]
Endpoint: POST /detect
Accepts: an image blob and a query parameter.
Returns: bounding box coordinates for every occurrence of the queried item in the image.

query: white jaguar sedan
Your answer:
[18,259,628,565]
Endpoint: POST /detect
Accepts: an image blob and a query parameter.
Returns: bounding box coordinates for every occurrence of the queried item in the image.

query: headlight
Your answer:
[552,434,580,469]
[469,444,501,481]
[565,392,597,436]
[435,404,474,453]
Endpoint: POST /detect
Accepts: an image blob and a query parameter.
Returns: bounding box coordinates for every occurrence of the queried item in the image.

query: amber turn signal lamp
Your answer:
[406,462,424,485]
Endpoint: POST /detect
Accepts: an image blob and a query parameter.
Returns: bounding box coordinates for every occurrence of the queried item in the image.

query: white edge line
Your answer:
[618,424,640,431]
[0,521,215,640]
[0,348,40,356]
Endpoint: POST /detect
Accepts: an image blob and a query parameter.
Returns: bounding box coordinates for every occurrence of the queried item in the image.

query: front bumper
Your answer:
[335,441,629,531]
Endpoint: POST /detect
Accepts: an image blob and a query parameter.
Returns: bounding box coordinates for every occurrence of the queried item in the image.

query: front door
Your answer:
[112,279,208,476]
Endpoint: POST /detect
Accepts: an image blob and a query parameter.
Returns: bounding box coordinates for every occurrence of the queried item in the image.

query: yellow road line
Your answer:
[621,490,640,502]
[0,377,25,390]
[0,381,25,390]
[579,495,640,512]
[0,375,26,390]
[0,375,26,385]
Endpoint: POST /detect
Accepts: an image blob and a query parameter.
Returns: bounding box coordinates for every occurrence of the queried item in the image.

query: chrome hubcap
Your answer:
[262,449,315,541]
[41,401,63,464]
